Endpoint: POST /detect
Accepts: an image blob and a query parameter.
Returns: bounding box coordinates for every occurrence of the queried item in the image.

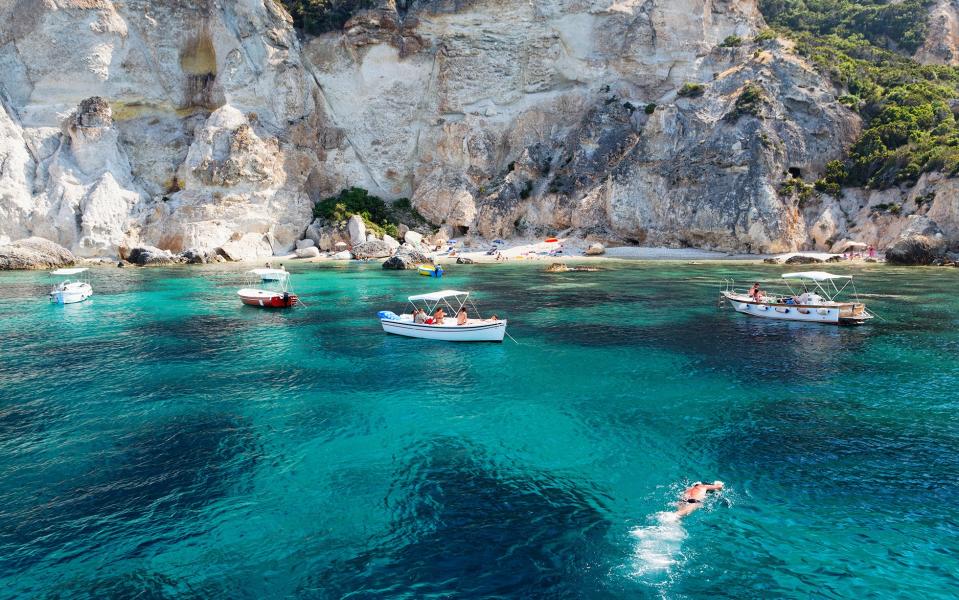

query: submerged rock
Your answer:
[784,255,824,265]
[0,237,76,270]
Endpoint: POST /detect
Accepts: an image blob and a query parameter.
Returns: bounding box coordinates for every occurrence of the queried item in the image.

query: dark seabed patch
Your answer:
[300,437,616,599]
[0,413,260,572]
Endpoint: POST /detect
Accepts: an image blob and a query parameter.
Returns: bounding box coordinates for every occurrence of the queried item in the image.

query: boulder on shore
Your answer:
[126,246,176,266]
[383,234,401,251]
[383,243,431,270]
[886,217,947,265]
[886,234,946,265]
[584,243,605,256]
[0,237,76,270]
[347,215,367,245]
[331,250,352,260]
[352,239,392,259]
[179,249,206,264]
[295,246,321,258]
[295,238,316,250]
[456,256,475,264]
[404,230,424,246]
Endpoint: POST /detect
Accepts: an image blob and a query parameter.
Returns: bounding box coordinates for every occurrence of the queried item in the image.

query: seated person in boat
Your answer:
[433,308,446,324]
[413,308,427,324]
[486,314,499,322]
[456,308,468,326]
[749,282,765,302]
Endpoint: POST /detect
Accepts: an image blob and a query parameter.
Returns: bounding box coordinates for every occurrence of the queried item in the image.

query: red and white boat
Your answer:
[237,268,299,308]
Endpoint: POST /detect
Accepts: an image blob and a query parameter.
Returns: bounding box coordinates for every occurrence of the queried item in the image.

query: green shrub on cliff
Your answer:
[278,0,375,34]
[313,187,426,237]
[678,83,706,98]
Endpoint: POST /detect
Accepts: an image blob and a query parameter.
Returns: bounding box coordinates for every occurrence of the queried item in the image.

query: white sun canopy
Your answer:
[51,268,88,275]
[782,271,852,281]
[249,268,288,279]
[408,290,470,302]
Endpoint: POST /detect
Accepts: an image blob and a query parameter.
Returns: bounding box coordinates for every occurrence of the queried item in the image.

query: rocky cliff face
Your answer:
[0,0,953,257]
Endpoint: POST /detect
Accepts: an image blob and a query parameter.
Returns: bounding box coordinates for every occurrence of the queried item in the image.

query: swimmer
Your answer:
[675,480,724,518]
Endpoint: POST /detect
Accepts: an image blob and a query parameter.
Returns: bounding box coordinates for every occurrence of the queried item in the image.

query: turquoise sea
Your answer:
[1,262,957,599]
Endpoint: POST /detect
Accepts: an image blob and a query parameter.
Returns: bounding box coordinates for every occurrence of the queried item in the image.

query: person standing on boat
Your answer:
[675,481,724,518]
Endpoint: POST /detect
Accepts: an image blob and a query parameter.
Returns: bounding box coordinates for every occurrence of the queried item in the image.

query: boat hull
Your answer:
[49,283,92,305]
[381,319,506,342]
[722,292,871,325]
[237,289,298,308]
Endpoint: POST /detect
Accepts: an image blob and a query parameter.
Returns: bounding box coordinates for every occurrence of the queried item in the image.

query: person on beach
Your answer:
[433,308,446,325]
[456,308,468,325]
[265,261,273,268]
[675,481,724,518]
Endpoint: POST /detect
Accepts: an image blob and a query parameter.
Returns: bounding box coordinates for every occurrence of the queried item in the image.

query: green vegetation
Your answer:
[277,0,375,34]
[313,187,427,238]
[814,160,848,196]
[754,28,777,43]
[759,0,933,53]
[780,176,815,205]
[645,103,657,115]
[720,35,744,48]
[727,82,767,121]
[758,1,959,190]
[678,83,706,98]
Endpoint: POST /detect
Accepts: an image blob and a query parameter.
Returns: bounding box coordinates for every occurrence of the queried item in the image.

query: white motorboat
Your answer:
[237,268,299,308]
[378,290,507,342]
[721,271,873,325]
[49,268,93,305]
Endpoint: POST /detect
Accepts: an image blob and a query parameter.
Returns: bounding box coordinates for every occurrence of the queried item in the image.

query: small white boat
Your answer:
[721,271,873,325]
[379,290,507,342]
[49,268,93,305]
[237,268,299,308]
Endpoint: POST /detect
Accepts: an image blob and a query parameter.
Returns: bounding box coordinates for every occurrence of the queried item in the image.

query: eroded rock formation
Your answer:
[0,0,956,258]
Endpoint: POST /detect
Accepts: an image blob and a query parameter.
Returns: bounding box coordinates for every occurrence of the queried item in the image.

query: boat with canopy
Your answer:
[49,268,93,304]
[378,290,507,341]
[721,271,873,325]
[237,268,299,308]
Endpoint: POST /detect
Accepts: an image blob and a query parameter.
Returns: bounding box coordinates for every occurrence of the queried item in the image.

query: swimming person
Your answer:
[675,481,724,518]
[456,308,468,326]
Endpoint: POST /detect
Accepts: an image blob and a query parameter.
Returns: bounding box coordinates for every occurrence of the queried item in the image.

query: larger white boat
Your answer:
[721,271,873,325]
[49,268,93,305]
[378,290,507,342]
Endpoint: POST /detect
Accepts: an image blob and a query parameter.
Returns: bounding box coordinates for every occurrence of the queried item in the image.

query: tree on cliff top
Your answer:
[278,0,376,34]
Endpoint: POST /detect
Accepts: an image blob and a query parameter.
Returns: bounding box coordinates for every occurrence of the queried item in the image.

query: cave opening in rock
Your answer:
[788,167,803,179]
[452,226,469,237]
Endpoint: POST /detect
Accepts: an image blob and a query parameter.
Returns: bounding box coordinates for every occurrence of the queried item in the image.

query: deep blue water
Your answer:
[0,262,957,599]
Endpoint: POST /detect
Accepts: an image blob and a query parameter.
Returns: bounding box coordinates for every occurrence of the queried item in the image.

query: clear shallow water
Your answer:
[0,262,957,599]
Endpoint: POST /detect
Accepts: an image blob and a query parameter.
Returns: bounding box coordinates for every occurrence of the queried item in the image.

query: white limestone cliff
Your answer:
[0,0,956,258]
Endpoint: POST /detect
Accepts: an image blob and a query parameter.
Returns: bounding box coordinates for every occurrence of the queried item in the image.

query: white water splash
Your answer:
[628,511,687,578]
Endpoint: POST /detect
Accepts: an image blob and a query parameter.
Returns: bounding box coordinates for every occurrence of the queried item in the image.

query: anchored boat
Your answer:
[378,290,507,342]
[237,268,299,308]
[417,264,444,277]
[721,271,873,325]
[49,268,93,304]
